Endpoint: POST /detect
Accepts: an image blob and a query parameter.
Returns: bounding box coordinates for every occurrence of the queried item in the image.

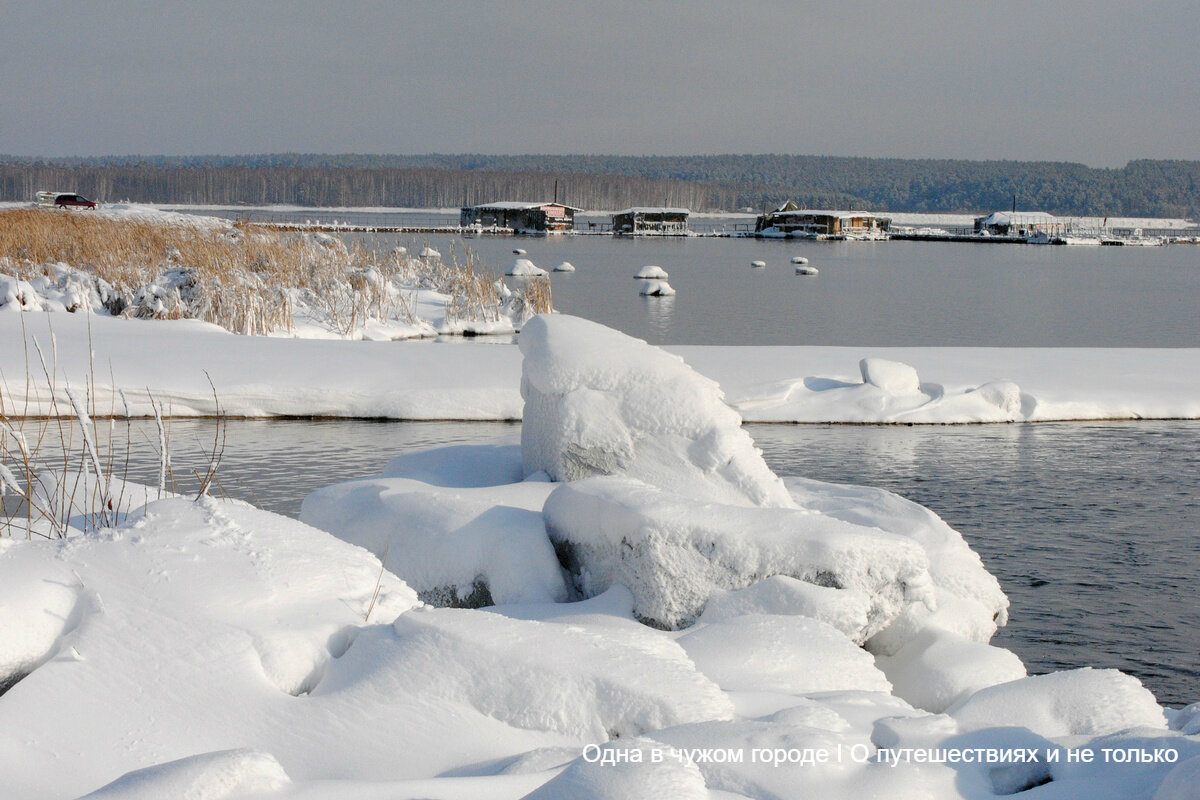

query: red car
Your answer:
[54,193,97,209]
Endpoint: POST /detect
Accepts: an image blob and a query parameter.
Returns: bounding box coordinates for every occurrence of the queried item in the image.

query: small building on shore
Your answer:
[460,202,578,234]
[973,211,1060,237]
[755,201,889,239]
[612,207,690,235]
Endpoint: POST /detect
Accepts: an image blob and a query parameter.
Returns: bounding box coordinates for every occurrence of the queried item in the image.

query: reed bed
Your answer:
[0,209,544,336]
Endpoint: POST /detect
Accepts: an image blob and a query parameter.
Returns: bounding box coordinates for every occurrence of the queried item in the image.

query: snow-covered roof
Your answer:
[613,207,691,216]
[976,211,1059,226]
[467,201,582,211]
[767,209,886,219]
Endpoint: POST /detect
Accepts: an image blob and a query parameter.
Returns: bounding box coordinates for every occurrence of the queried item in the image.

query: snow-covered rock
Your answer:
[639,279,675,296]
[698,575,874,642]
[519,314,794,508]
[317,606,734,742]
[678,614,892,694]
[553,261,576,272]
[860,357,921,394]
[543,476,933,630]
[786,477,1009,650]
[508,258,549,277]
[875,627,1027,712]
[947,668,1166,737]
[634,265,669,279]
[301,442,567,606]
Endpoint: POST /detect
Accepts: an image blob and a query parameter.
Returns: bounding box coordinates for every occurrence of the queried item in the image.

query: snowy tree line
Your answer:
[0,163,717,213]
[2,155,1197,216]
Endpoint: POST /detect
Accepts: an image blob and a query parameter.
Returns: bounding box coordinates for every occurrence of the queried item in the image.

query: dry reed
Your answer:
[0,209,548,335]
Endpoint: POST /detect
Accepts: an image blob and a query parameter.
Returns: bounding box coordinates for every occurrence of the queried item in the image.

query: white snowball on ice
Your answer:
[638,279,675,296]
[507,258,549,277]
[634,265,669,279]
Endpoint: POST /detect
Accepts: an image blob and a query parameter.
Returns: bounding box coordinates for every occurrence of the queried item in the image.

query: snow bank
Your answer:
[523,738,708,800]
[860,357,920,394]
[678,614,892,694]
[79,749,291,800]
[519,314,794,508]
[3,314,1199,422]
[698,575,873,641]
[0,496,425,798]
[3,309,1198,798]
[543,476,932,630]
[948,668,1167,737]
[301,442,567,606]
[317,606,733,742]
[875,628,1026,712]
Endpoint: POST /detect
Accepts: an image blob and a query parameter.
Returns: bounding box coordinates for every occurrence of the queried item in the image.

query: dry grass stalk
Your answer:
[0,210,551,336]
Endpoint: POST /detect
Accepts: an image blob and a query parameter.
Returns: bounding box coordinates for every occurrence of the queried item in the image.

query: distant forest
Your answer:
[2,154,1197,218]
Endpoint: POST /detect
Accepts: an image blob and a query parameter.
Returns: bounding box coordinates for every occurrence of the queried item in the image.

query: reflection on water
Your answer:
[9,417,1196,706]
[642,294,676,339]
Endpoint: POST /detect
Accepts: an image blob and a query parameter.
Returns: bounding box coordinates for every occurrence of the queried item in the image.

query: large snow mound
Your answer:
[301,446,566,606]
[543,475,933,630]
[301,482,563,606]
[314,606,734,742]
[0,496,425,798]
[785,477,1009,650]
[875,627,1027,712]
[519,314,794,508]
[79,749,291,800]
[948,668,1166,737]
[677,614,892,694]
[523,738,708,800]
[698,575,874,641]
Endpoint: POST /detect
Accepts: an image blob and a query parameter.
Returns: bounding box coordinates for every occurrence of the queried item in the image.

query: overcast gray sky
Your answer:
[2,1,1197,166]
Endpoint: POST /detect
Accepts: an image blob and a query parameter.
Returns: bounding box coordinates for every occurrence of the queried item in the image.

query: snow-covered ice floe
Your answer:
[3,313,1198,798]
[2,313,1198,423]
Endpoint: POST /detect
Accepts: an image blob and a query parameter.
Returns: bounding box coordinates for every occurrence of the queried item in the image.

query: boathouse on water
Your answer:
[612,207,690,235]
[973,211,1060,237]
[755,201,890,239]
[459,202,578,234]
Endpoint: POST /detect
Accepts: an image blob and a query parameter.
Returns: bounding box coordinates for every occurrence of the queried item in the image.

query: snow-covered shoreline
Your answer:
[2,314,1196,800]
[1,313,1197,423]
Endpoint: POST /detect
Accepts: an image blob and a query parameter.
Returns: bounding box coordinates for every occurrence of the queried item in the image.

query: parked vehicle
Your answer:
[35,191,97,209]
